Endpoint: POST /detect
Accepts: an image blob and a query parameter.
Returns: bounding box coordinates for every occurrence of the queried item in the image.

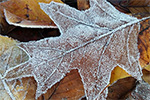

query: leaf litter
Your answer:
[2,0,150,99]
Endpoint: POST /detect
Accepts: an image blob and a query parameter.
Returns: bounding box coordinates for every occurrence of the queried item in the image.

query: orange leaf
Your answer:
[138,19,150,68]
[0,0,63,28]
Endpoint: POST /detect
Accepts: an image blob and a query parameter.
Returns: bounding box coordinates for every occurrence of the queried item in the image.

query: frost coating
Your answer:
[128,81,150,100]
[0,36,29,100]
[4,0,148,99]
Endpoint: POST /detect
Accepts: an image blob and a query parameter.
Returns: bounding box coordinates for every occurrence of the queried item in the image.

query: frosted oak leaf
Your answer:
[4,0,149,99]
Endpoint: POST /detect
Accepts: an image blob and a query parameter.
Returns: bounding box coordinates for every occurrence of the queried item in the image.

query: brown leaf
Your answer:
[0,1,149,99]
[124,0,150,6]
[125,81,150,99]
[77,0,90,10]
[107,0,131,13]
[77,0,131,13]
[107,77,136,99]
[138,19,150,68]
[0,4,15,34]
[4,0,147,99]
[124,0,150,17]
[0,0,63,28]
[38,69,84,100]
[0,16,15,34]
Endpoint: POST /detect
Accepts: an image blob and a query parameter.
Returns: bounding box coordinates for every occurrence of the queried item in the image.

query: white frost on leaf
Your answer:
[4,0,150,99]
[127,81,150,100]
[0,36,29,100]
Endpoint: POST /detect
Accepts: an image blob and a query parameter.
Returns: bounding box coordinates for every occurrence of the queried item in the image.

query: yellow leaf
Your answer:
[142,69,150,84]
[145,64,150,71]
[110,66,130,84]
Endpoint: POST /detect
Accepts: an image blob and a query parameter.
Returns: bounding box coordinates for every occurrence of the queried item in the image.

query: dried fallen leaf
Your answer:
[106,0,131,13]
[0,0,63,28]
[7,77,37,100]
[38,69,84,100]
[123,0,150,17]
[126,0,150,6]
[138,19,150,68]
[0,35,29,99]
[142,69,150,84]
[0,35,28,74]
[125,81,150,100]
[0,5,15,34]
[0,80,11,100]
[4,0,149,99]
[145,64,150,71]
[77,0,90,10]
[76,0,149,88]
[107,77,136,99]
[0,35,83,100]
